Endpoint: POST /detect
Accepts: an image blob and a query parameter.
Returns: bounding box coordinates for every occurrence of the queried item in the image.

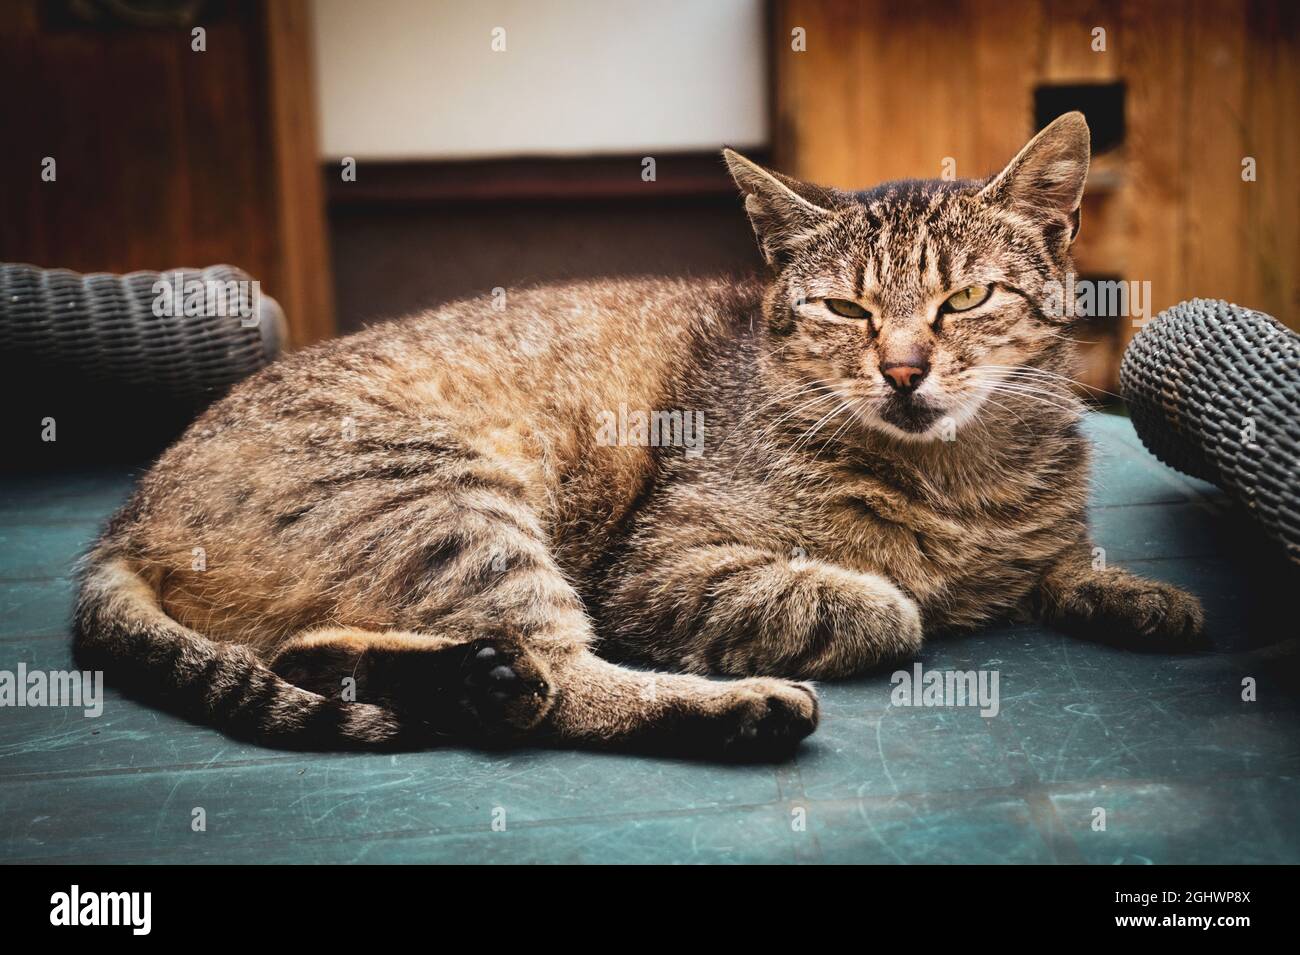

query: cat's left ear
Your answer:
[723,148,837,268]
[979,111,1090,244]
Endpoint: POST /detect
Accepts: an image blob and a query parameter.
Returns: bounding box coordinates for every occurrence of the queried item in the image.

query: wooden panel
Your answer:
[1122,0,1189,343]
[967,0,1045,176]
[1242,0,1300,320]
[775,0,1045,188]
[0,0,333,346]
[1183,0,1252,312]
[263,0,335,345]
[0,3,264,280]
[771,0,869,185]
[1043,0,1121,83]
[1071,165,1127,276]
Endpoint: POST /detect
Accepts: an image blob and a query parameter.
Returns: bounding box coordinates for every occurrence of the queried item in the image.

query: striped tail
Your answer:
[73,556,411,749]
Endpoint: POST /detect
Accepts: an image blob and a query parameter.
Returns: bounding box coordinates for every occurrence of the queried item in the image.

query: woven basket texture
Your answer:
[1121,298,1300,564]
[0,262,282,406]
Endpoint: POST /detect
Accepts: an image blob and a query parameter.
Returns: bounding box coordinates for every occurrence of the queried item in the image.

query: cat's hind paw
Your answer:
[269,627,555,740]
[1052,570,1208,650]
[457,636,554,737]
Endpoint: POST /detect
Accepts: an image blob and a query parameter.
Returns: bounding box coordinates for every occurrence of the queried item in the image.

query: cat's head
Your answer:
[725,112,1090,442]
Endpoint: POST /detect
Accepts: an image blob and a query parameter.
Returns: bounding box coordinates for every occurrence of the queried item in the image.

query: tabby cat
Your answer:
[75,113,1204,759]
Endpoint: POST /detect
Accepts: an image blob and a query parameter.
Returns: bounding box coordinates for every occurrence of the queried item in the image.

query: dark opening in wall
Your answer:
[1034,82,1126,154]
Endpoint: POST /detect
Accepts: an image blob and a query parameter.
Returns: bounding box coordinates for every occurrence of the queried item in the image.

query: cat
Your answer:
[75,112,1204,759]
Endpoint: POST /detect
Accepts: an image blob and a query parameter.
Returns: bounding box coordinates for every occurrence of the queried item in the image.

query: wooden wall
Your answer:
[773,0,1299,392]
[0,0,334,345]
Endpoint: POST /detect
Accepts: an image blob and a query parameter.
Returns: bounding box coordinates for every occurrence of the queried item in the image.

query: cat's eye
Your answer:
[942,285,992,312]
[824,298,871,319]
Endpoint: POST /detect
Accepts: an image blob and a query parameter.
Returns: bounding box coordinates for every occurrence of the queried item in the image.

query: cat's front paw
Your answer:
[891,591,925,654]
[707,678,820,761]
[1055,570,1207,649]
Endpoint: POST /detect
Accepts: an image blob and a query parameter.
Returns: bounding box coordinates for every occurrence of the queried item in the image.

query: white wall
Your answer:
[311,0,768,160]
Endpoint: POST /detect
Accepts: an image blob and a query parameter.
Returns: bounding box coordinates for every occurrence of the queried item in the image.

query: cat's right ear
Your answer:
[723,149,836,268]
[978,112,1090,243]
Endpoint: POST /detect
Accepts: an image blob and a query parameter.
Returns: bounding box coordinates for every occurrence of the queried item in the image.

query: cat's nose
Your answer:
[881,360,930,393]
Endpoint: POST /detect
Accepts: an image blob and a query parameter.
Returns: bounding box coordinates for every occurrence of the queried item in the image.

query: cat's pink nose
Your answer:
[881,361,929,393]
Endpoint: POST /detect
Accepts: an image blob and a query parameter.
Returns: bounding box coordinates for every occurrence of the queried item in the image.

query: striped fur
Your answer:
[74,113,1202,757]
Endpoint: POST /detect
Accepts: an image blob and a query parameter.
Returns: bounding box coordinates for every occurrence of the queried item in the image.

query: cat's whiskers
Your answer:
[964,371,1071,417]
[967,366,1077,395]
[983,378,1081,405]
[965,367,1084,413]
[980,383,1081,417]
[823,396,869,449]
[977,372,1078,398]
[735,387,846,464]
[762,390,846,443]
[749,387,843,441]
[974,363,1121,401]
[974,392,1034,429]
[1040,327,1100,346]
[789,395,860,456]
[716,378,827,452]
[742,378,830,420]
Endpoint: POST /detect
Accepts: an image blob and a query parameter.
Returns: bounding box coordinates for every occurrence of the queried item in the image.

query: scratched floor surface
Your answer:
[1,413,1297,864]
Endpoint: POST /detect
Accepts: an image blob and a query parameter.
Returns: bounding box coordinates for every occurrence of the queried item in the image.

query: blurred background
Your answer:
[1,0,1296,417]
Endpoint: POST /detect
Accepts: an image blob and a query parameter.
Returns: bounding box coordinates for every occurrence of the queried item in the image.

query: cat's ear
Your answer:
[979,112,1090,243]
[723,148,836,267]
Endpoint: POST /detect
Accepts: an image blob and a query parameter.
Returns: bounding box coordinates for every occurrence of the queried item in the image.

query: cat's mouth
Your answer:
[875,392,945,436]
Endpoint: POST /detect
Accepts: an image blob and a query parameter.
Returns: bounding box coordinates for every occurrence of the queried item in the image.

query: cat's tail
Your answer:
[73,554,412,749]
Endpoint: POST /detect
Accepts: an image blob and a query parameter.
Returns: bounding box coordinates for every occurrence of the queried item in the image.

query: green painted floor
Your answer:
[1,413,1297,864]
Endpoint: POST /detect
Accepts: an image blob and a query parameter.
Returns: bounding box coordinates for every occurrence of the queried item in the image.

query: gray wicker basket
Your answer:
[0,262,285,406]
[1120,298,1300,564]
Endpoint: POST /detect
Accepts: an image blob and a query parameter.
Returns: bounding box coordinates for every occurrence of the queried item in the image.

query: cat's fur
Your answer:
[75,113,1204,758]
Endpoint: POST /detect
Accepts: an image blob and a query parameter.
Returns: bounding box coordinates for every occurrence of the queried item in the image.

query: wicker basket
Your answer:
[1120,298,1300,564]
[0,262,285,407]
